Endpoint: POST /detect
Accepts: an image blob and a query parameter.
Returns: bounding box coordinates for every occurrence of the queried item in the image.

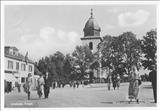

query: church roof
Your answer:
[84,17,101,31]
[83,9,101,37]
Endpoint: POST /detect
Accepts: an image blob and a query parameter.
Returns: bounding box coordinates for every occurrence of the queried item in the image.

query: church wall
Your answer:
[81,38,101,53]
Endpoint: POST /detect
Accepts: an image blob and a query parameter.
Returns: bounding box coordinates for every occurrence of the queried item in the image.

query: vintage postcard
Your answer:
[1,0,159,110]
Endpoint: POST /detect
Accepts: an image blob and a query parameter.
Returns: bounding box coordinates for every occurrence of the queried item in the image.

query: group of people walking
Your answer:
[23,65,156,104]
[24,72,50,100]
[107,65,142,103]
[107,73,121,90]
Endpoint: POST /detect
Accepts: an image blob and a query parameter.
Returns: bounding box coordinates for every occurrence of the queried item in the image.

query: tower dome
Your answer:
[83,9,101,37]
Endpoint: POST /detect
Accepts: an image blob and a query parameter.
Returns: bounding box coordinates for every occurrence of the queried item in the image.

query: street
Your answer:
[5,82,156,107]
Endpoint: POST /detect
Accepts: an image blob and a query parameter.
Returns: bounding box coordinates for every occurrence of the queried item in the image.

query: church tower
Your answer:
[81,9,102,53]
[81,9,106,82]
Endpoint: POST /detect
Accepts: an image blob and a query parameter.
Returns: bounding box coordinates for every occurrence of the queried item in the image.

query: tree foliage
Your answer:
[99,32,141,76]
[72,45,94,80]
[35,29,156,83]
[141,29,157,70]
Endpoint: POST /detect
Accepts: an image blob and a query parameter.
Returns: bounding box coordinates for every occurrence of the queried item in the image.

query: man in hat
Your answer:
[44,72,50,98]
[149,66,157,103]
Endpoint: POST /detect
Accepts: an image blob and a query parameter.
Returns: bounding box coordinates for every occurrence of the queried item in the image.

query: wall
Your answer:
[81,38,101,53]
[5,57,34,85]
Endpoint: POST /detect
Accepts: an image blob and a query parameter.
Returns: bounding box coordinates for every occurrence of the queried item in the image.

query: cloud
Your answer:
[40,27,55,40]
[106,8,119,13]
[17,26,81,61]
[104,25,115,30]
[118,10,150,27]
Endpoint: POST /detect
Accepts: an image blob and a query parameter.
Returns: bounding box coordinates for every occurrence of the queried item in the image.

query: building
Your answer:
[81,9,102,53]
[4,46,38,91]
[81,9,107,81]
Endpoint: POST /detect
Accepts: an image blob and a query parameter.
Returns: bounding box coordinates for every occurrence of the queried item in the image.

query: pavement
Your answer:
[4,82,156,108]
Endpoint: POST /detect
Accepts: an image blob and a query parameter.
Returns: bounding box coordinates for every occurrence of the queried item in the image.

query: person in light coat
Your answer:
[37,74,45,99]
[128,65,141,103]
[26,73,33,100]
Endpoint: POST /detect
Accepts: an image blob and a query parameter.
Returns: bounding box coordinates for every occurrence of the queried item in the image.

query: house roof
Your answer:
[5,46,34,64]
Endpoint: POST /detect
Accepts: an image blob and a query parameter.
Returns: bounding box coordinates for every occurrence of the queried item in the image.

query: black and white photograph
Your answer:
[0,0,159,109]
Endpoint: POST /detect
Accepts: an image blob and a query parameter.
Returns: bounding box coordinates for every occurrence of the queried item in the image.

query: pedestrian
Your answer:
[44,72,50,98]
[82,81,84,88]
[149,66,157,103]
[62,82,65,88]
[52,82,55,89]
[128,65,141,103]
[73,81,76,88]
[116,74,121,90]
[55,81,57,88]
[17,79,21,93]
[25,73,33,100]
[76,81,79,88]
[112,74,117,90]
[37,74,45,99]
[107,75,112,90]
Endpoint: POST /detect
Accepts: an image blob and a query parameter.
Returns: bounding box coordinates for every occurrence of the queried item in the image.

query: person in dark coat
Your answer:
[44,72,50,98]
[112,74,117,90]
[76,81,79,88]
[149,68,157,103]
[107,75,112,90]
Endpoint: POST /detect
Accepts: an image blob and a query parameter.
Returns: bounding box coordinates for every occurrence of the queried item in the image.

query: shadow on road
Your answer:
[30,98,40,100]
[101,102,113,104]
[142,85,152,89]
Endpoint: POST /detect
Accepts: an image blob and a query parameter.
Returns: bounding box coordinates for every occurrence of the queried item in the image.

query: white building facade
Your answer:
[4,46,38,91]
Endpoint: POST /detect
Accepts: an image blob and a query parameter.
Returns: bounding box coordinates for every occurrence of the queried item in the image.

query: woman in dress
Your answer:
[37,74,45,99]
[26,73,33,100]
[116,74,121,90]
[128,65,141,103]
[107,75,112,90]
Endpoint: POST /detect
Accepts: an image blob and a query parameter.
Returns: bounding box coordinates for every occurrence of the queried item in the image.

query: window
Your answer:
[16,62,19,70]
[21,63,26,71]
[21,78,25,83]
[9,49,13,55]
[89,42,93,50]
[29,65,32,72]
[8,60,13,69]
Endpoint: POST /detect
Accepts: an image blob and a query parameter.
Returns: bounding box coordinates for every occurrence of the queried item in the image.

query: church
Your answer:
[81,9,107,82]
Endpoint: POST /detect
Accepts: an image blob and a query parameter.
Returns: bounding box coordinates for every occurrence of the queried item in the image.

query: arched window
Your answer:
[89,42,93,50]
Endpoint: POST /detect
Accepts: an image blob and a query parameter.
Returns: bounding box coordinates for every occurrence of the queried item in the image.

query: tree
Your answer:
[141,29,157,70]
[63,54,74,82]
[54,51,65,81]
[99,35,126,76]
[37,57,46,74]
[98,35,114,75]
[72,45,94,80]
[119,32,141,75]
[37,51,66,83]
[99,32,141,76]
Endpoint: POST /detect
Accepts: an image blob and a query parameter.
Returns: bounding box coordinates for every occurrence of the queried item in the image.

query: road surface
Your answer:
[4,82,156,107]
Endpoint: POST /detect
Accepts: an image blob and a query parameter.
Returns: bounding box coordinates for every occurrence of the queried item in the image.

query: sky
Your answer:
[4,5,156,62]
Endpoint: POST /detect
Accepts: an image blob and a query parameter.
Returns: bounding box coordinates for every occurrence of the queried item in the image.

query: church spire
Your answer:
[90,8,93,18]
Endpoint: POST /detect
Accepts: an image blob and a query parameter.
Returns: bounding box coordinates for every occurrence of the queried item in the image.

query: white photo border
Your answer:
[1,1,160,111]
